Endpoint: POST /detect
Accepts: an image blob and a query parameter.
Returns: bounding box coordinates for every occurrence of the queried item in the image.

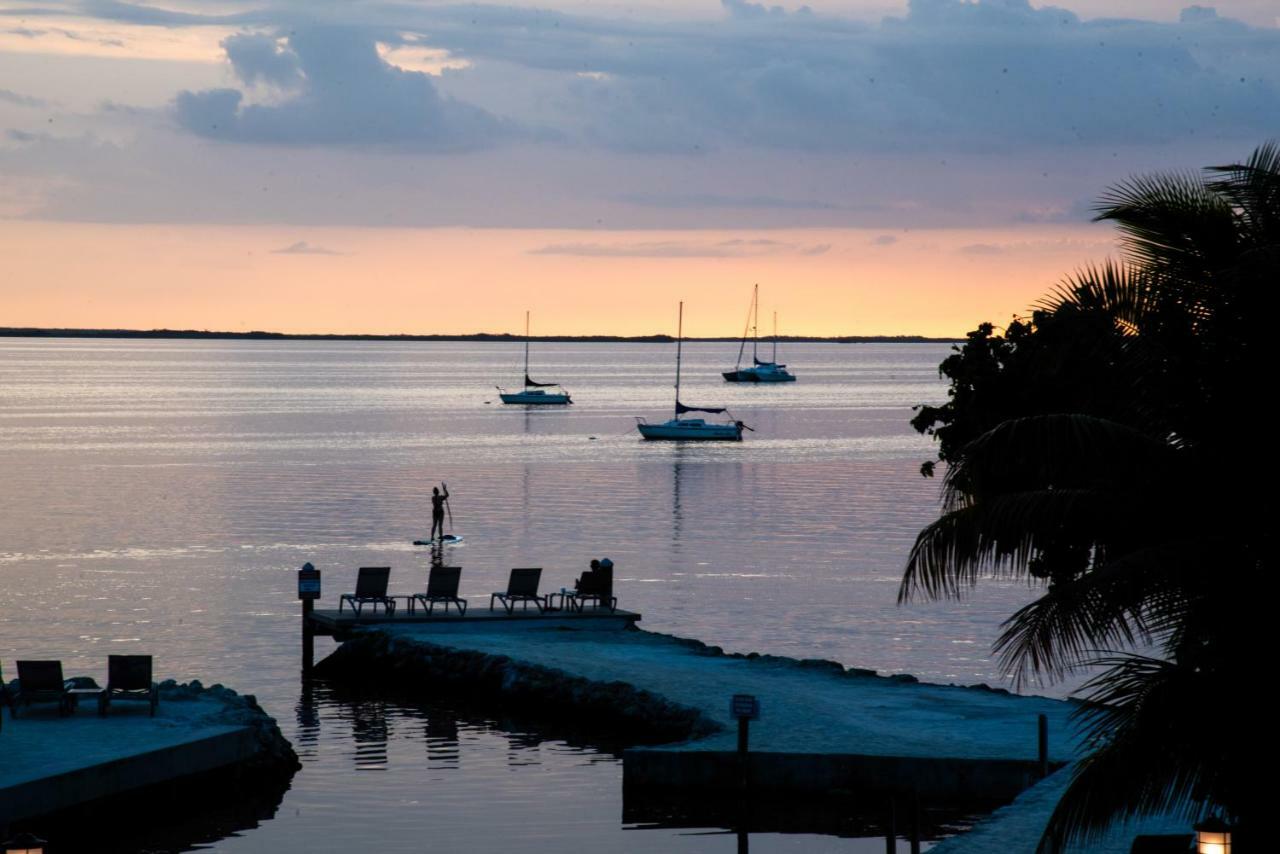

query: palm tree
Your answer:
[905,143,1278,851]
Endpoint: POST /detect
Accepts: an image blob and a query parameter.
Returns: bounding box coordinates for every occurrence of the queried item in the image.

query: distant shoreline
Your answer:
[0,327,961,344]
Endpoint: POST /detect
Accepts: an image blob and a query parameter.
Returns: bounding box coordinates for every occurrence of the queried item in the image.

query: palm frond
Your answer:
[1205,140,1280,245]
[1094,170,1239,280]
[992,544,1201,688]
[1037,739,1204,853]
[1038,260,1153,337]
[942,414,1173,509]
[1038,653,1225,852]
[900,488,1129,602]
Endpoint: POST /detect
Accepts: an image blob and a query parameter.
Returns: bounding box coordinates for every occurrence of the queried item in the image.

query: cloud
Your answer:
[410,0,1280,154]
[133,1,1280,156]
[954,237,1116,256]
[174,26,508,149]
[222,33,302,88]
[0,89,47,108]
[528,238,830,257]
[619,192,855,212]
[6,1,1280,231]
[270,240,345,255]
[870,234,898,246]
[957,243,1004,255]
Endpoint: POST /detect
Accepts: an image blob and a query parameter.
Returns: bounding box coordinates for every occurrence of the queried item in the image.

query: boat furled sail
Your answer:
[676,401,727,415]
[637,302,747,441]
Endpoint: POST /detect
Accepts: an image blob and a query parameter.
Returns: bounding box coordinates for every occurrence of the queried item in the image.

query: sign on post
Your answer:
[731,694,760,721]
[298,563,321,600]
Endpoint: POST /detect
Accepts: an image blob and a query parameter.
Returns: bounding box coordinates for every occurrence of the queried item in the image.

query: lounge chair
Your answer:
[414,566,468,615]
[490,568,547,614]
[102,655,158,717]
[567,563,617,612]
[339,566,396,616]
[12,660,73,717]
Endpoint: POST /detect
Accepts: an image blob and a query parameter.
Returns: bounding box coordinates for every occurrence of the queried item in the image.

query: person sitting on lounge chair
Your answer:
[575,559,601,594]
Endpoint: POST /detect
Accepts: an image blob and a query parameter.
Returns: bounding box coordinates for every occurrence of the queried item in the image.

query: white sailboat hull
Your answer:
[723,364,796,382]
[499,389,572,405]
[637,418,743,441]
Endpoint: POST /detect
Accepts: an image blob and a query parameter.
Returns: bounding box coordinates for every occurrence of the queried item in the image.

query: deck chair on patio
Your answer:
[12,660,74,717]
[103,655,158,717]
[567,563,617,613]
[490,568,546,614]
[414,565,468,616]
[339,566,396,616]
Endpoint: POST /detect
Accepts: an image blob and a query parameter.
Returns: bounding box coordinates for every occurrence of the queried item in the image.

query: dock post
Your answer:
[885,797,897,853]
[909,789,921,854]
[730,694,759,790]
[302,599,314,674]
[1038,713,1049,778]
[298,563,321,675]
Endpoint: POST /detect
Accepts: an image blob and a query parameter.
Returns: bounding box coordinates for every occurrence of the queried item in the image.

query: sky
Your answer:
[1,0,1277,337]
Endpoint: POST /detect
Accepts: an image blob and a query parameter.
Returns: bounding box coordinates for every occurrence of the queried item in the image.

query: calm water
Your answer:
[0,339,1040,852]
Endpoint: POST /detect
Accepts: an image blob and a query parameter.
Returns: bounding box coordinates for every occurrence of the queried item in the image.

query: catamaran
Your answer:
[723,284,796,383]
[637,302,747,441]
[498,311,572,405]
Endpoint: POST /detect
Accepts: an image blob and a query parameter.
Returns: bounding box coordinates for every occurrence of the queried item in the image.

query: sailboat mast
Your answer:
[773,310,778,363]
[523,310,530,386]
[674,301,683,420]
[751,284,759,363]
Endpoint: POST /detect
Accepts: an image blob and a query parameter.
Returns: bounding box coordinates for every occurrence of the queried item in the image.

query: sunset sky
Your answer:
[2,0,1277,336]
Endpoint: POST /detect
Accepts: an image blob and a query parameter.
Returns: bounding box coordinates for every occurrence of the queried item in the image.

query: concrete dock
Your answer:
[316,621,1083,806]
[308,605,641,638]
[1,680,298,828]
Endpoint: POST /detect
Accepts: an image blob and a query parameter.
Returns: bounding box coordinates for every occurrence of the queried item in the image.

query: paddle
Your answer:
[442,482,454,530]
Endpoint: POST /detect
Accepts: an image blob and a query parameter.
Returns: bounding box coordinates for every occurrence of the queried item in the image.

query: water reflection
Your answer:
[425,714,460,767]
[14,755,292,854]
[350,698,391,771]
[625,787,974,854]
[672,445,687,547]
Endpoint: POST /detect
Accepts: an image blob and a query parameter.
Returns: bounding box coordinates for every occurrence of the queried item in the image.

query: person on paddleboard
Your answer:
[430,483,450,543]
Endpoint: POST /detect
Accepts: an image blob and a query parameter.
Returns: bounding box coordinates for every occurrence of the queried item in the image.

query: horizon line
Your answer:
[0,327,963,344]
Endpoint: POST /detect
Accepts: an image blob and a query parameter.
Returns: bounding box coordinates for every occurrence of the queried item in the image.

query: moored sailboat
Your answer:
[638,302,747,441]
[723,284,796,383]
[498,311,572,404]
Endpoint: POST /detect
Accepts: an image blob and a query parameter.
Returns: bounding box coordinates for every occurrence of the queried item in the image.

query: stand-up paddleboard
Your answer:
[412,534,464,546]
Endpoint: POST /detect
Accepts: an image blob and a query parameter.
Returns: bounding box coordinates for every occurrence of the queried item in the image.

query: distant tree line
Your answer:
[0,327,958,344]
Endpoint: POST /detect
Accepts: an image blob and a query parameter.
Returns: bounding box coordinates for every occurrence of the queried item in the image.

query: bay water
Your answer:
[0,339,1043,852]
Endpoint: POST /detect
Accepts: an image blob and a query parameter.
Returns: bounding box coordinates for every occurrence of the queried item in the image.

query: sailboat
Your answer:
[723,284,796,383]
[497,311,572,405]
[637,302,747,441]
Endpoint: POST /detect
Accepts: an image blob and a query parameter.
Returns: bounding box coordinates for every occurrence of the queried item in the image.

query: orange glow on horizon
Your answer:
[1,221,1119,338]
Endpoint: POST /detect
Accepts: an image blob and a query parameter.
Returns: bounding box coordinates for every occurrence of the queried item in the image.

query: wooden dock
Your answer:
[307,606,642,638]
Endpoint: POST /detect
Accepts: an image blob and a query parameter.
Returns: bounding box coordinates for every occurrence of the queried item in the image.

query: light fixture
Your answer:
[1194,817,1232,854]
[2,833,46,854]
